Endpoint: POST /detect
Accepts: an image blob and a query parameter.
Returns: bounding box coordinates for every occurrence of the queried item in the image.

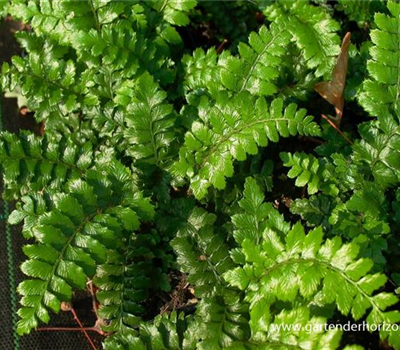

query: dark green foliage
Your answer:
[0,131,94,199]
[359,1,400,118]
[1,1,400,349]
[12,161,154,335]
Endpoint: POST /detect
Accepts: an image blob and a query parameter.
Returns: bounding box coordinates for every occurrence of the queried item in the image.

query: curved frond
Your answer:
[0,131,94,199]
[121,73,177,166]
[172,95,320,199]
[218,23,291,96]
[12,162,154,335]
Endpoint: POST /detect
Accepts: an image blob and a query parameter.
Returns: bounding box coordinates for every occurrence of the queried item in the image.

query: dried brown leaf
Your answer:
[315,32,351,119]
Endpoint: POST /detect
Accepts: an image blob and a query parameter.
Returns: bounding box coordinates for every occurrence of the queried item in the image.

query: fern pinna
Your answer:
[0,0,400,349]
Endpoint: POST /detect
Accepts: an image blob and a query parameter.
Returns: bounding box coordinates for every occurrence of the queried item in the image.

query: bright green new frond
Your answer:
[359,1,400,119]
[171,207,234,297]
[224,222,400,346]
[119,73,177,166]
[0,131,94,199]
[250,305,342,349]
[12,162,153,335]
[218,23,291,97]
[264,0,341,78]
[181,48,220,101]
[172,94,320,199]
[280,152,340,195]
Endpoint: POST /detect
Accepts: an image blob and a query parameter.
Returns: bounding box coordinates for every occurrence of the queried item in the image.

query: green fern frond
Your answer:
[1,53,80,121]
[218,23,291,96]
[280,152,341,196]
[172,95,320,199]
[353,117,400,188]
[196,292,250,349]
[9,0,129,44]
[103,312,199,350]
[150,0,197,26]
[290,194,336,228]
[171,207,234,297]
[358,1,400,118]
[95,230,170,333]
[87,104,128,152]
[224,222,400,347]
[181,48,220,101]
[231,177,289,248]
[0,131,94,199]
[119,73,177,166]
[264,0,341,78]
[11,162,153,335]
[72,26,158,79]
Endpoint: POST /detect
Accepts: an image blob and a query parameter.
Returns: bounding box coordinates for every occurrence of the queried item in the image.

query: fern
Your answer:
[263,0,341,78]
[224,179,400,349]
[171,207,234,297]
[0,131,94,199]
[2,1,400,349]
[172,95,320,199]
[103,312,199,350]
[353,117,400,188]
[95,229,170,333]
[181,48,220,101]
[1,52,80,122]
[118,73,177,167]
[359,1,400,119]
[11,162,154,335]
[218,23,291,96]
[150,0,196,26]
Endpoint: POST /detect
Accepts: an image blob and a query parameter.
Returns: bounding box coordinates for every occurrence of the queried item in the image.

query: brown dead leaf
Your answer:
[314,32,351,120]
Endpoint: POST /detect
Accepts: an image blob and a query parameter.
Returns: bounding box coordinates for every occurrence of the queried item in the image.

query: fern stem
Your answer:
[70,307,98,350]
[88,0,101,33]
[239,29,285,93]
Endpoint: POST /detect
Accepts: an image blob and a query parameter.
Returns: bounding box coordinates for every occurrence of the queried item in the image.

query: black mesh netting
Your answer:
[0,18,104,350]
